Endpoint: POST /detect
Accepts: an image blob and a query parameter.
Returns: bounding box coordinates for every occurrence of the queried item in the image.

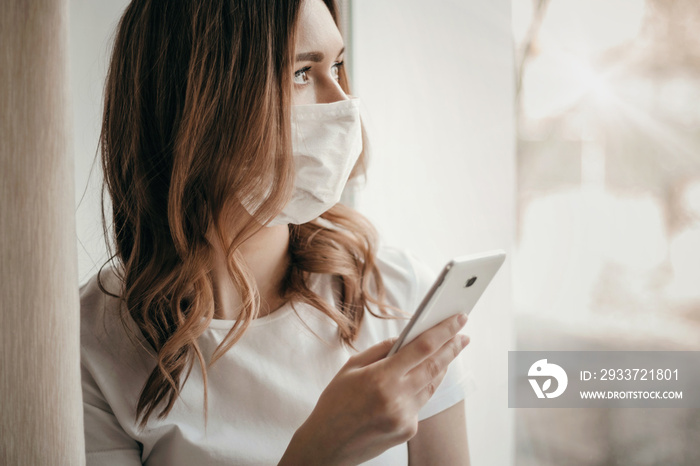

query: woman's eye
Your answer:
[294,67,310,85]
[332,61,344,80]
[294,62,343,85]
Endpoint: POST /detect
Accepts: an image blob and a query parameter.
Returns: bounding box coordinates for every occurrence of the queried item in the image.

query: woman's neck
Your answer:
[209,224,291,320]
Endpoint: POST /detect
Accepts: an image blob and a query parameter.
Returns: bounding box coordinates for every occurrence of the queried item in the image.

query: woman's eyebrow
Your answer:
[295,46,345,62]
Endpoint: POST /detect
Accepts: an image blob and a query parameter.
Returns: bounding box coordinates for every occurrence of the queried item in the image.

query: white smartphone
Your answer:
[387,250,506,356]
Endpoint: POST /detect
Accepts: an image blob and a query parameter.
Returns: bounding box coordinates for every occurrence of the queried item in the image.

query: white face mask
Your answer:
[268,98,363,226]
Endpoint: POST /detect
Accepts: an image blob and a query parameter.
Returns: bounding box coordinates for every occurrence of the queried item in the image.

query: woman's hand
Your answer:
[278,313,470,466]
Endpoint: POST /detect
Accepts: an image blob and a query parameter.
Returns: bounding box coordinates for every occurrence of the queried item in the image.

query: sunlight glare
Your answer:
[522,54,614,119]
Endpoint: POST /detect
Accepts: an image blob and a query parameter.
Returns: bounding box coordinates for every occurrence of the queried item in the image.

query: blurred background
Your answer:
[512,0,700,464]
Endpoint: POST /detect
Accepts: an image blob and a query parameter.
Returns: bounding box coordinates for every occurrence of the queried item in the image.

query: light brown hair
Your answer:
[99,0,396,429]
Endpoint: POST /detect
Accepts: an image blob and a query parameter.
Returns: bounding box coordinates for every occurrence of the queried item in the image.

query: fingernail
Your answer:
[458,313,468,326]
[460,334,470,347]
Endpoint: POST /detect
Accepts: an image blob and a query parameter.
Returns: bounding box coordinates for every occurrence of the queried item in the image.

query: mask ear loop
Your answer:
[340,99,370,209]
[340,175,364,208]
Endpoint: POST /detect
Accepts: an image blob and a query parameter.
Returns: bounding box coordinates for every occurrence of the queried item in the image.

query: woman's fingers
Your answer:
[388,313,468,376]
[404,333,470,396]
[415,368,449,407]
[345,337,398,368]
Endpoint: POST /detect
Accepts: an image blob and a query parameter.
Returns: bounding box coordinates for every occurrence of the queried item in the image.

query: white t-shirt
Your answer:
[81,246,468,465]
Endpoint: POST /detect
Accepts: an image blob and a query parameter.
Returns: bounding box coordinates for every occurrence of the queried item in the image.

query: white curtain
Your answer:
[1,0,85,464]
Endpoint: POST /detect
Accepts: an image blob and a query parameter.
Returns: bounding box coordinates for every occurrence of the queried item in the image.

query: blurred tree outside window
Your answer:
[512,0,700,464]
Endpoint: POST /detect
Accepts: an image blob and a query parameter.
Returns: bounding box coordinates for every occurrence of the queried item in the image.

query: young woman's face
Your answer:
[293,0,348,105]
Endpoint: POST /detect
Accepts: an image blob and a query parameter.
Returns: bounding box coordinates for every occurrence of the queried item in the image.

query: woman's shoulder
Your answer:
[80,267,157,416]
[79,266,150,360]
[80,266,123,328]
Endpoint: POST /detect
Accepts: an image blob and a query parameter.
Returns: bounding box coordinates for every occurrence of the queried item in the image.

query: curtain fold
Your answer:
[1,0,85,464]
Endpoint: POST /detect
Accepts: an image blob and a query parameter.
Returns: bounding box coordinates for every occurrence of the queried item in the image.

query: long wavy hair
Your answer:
[99,0,397,430]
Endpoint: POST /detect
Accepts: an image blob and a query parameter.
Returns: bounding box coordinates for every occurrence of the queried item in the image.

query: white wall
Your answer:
[70,0,130,284]
[351,1,516,464]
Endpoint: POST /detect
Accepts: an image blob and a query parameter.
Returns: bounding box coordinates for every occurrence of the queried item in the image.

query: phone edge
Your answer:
[386,260,454,357]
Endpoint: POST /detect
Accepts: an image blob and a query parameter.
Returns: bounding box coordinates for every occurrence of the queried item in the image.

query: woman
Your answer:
[81,0,472,464]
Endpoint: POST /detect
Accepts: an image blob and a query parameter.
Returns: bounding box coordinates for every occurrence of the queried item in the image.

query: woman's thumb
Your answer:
[345,338,397,368]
